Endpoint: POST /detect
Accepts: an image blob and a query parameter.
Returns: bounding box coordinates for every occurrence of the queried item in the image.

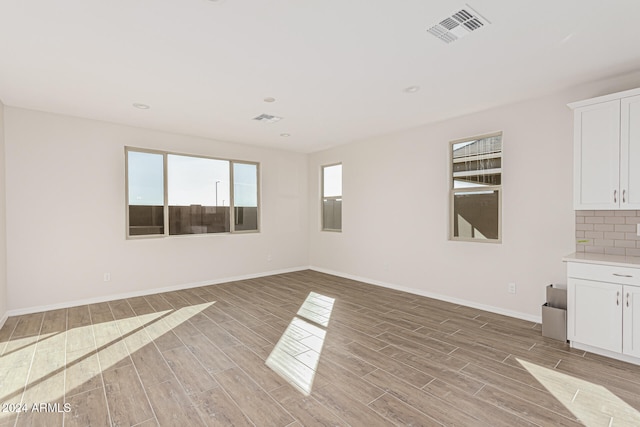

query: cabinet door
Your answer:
[573,100,621,209]
[623,285,640,357]
[569,278,622,353]
[620,95,640,209]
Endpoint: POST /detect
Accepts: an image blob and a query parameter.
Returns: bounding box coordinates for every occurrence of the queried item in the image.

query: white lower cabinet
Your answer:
[566,261,640,364]
[623,285,640,358]
[569,278,623,353]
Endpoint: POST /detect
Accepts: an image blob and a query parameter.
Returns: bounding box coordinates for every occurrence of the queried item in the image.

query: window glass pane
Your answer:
[453,190,499,240]
[233,162,258,231]
[452,135,502,189]
[233,163,257,207]
[322,198,342,230]
[322,164,342,231]
[323,164,342,197]
[167,155,230,235]
[127,151,164,236]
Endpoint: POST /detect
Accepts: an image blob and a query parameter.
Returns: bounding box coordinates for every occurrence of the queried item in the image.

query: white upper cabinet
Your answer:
[621,95,640,209]
[572,100,620,209]
[570,88,640,210]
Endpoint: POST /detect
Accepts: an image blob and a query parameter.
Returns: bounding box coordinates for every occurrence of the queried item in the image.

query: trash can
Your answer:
[542,284,567,342]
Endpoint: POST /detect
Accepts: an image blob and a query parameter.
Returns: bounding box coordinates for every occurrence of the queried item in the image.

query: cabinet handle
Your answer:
[613,273,633,278]
[614,190,618,203]
[627,292,630,308]
[617,291,620,306]
[623,189,627,203]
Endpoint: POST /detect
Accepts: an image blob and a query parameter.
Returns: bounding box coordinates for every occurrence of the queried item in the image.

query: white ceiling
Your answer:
[1,0,639,153]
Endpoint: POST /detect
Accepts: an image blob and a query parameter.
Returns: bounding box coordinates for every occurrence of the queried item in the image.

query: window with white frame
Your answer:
[450,132,502,242]
[126,148,259,237]
[322,163,342,231]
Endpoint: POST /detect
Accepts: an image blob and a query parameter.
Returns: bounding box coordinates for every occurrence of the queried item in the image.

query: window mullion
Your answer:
[163,152,169,236]
[229,161,235,233]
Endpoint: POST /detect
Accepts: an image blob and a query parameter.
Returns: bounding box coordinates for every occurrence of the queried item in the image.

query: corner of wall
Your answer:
[0,99,7,328]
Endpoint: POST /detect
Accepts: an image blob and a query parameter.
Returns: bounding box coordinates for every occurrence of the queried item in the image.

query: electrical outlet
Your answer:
[104,273,111,282]
[267,254,273,262]
[637,223,640,237]
[508,282,516,294]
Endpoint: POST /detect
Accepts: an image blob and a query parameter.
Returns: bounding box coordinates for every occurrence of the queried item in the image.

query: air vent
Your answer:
[253,113,283,123]
[427,6,489,44]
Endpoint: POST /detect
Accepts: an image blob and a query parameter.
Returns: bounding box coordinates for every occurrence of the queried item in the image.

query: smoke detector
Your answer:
[427,6,489,44]
[253,113,283,123]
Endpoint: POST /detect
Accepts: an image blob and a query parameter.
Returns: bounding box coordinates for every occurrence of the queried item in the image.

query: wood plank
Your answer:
[64,387,111,427]
[65,349,103,397]
[146,378,206,426]
[178,332,236,374]
[368,392,442,426]
[423,378,538,427]
[364,368,481,426]
[12,312,44,338]
[102,364,154,426]
[214,367,294,426]
[130,342,174,388]
[192,387,253,427]
[312,384,395,427]
[162,346,218,395]
[270,383,350,426]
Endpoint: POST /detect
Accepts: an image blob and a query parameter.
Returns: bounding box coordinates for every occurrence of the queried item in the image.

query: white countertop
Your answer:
[563,252,640,268]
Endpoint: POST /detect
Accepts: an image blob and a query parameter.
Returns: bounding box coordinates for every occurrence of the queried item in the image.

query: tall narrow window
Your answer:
[322,163,342,231]
[233,162,259,231]
[127,151,165,236]
[450,132,502,242]
[126,148,259,238]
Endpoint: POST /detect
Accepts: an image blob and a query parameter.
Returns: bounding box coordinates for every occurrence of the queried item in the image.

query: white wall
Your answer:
[308,73,640,321]
[4,108,309,312]
[0,100,7,325]
[5,72,640,318]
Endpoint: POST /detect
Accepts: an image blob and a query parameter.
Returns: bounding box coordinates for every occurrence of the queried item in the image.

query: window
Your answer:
[322,163,342,231]
[126,148,259,238]
[233,162,259,231]
[450,132,502,242]
[127,151,165,236]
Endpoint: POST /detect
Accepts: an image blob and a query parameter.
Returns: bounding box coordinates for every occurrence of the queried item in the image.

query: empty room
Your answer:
[2,0,640,426]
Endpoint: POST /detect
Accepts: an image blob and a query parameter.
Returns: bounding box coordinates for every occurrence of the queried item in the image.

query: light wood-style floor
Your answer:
[1,270,640,426]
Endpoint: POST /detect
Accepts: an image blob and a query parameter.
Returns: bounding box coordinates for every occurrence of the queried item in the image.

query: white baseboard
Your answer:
[6,266,309,317]
[309,266,542,324]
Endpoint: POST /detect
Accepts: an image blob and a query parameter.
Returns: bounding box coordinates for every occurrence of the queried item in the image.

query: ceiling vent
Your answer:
[427,6,489,44]
[253,113,283,124]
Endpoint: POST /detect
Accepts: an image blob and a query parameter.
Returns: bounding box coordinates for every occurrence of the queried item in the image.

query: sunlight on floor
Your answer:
[266,292,335,395]
[0,302,214,422]
[517,358,640,427]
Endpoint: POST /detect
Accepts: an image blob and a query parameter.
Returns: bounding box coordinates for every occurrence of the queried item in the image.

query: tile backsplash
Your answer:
[576,210,640,256]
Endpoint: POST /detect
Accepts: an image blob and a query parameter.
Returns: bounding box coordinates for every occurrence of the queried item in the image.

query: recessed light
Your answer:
[280,133,290,137]
[133,103,150,109]
[263,97,276,103]
[404,86,420,93]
